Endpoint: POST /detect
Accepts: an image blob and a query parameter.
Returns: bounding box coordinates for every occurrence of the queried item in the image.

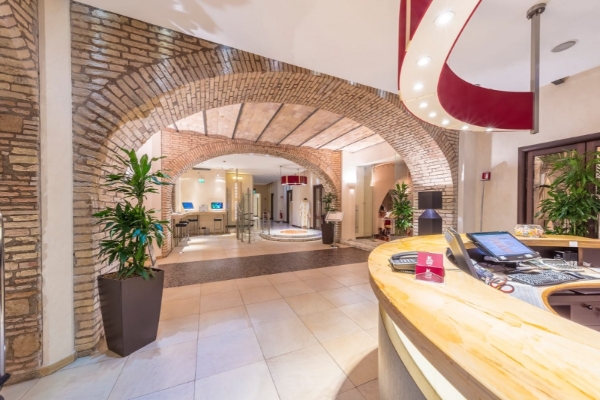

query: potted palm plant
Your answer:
[321,192,338,244]
[535,150,600,237]
[391,182,413,239]
[94,148,171,356]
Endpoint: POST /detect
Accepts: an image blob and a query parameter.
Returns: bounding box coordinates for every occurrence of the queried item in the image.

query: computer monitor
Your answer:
[211,202,223,210]
[444,228,479,278]
[466,231,540,262]
[182,202,194,210]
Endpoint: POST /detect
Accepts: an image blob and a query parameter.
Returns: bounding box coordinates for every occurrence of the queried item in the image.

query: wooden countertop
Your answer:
[369,234,600,399]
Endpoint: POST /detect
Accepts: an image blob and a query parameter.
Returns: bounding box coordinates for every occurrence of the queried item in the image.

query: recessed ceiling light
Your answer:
[413,83,424,91]
[462,125,469,130]
[417,57,431,66]
[441,119,450,126]
[429,112,437,118]
[435,11,454,26]
[551,40,578,53]
[419,102,428,108]
[486,128,493,132]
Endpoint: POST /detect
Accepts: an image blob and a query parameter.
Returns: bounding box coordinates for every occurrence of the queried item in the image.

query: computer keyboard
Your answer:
[509,270,580,286]
[519,258,584,272]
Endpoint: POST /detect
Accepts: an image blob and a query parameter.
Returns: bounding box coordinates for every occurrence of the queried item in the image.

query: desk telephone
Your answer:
[389,252,418,273]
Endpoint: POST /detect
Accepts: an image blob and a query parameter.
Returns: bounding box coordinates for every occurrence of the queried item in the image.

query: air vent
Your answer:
[552,40,577,53]
[551,77,569,85]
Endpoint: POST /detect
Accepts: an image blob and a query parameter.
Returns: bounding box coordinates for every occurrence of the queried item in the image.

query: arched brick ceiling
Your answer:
[172,103,384,153]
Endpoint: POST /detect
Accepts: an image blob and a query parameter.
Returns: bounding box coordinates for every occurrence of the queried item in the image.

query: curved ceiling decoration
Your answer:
[398,0,533,132]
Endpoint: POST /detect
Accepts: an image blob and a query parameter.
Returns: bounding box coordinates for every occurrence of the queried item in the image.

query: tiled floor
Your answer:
[4,262,380,400]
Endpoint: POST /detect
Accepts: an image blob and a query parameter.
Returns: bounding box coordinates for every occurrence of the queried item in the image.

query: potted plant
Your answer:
[536,150,600,237]
[94,148,171,356]
[321,192,338,244]
[390,182,413,239]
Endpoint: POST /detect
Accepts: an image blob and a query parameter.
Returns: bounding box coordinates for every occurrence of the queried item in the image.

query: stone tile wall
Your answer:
[69,2,459,357]
[0,0,41,383]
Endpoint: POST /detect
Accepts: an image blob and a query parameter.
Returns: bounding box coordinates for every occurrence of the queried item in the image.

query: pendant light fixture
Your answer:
[281,166,307,186]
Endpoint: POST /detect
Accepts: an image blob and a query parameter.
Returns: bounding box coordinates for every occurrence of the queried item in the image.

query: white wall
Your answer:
[461,66,600,232]
[39,0,75,368]
[176,169,226,213]
[341,141,398,241]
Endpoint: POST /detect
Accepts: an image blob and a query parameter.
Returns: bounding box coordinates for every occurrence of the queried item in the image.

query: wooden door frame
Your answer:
[517,132,600,224]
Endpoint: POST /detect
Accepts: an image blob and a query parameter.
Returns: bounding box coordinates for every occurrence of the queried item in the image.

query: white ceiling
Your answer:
[194,154,303,185]
[78,0,600,93]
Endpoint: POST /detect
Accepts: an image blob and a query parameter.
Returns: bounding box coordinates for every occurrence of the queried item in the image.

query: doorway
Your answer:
[313,184,323,230]
[286,190,293,224]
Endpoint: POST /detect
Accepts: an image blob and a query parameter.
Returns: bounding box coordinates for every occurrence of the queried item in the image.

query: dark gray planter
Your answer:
[322,222,335,244]
[98,269,164,357]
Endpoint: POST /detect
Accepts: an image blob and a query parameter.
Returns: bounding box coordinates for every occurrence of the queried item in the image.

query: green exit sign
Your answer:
[198,179,205,183]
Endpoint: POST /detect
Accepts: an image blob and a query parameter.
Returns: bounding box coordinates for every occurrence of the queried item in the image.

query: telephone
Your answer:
[389,252,418,273]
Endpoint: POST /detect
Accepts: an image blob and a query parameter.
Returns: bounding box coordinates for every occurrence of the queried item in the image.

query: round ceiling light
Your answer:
[441,119,450,126]
[435,11,455,26]
[417,56,431,66]
[429,112,437,118]
[486,128,493,132]
[413,82,424,91]
[551,40,578,53]
[419,102,428,108]
[462,125,469,130]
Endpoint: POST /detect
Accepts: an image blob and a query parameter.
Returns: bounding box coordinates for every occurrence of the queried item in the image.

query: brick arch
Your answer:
[161,137,341,250]
[70,3,459,356]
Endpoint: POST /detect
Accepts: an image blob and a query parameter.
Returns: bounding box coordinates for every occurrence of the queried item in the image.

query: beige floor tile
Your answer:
[134,382,195,400]
[300,309,362,342]
[265,272,300,285]
[366,326,378,339]
[109,341,197,400]
[203,252,229,260]
[322,331,378,386]
[60,339,120,371]
[162,284,201,302]
[293,269,328,281]
[304,277,344,292]
[21,358,126,400]
[195,361,279,400]
[177,252,205,263]
[2,378,38,400]
[274,281,315,298]
[240,285,282,305]
[357,379,379,400]
[196,327,264,379]
[246,299,297,326]
[235,275,272,290]
[200,290,244,313]
[339,302,378,330]
[160,297,200,321]
[267,345,354,400]
[331,273,369,287]
[201,280,237,296]
[319,287,371,308]
[285,293,335,316]
[348,284,378,303]
[334,388,367,400]
[319,265,354,276]
[198,306,252,338]
[139,314,200,352]
[254,317,318,359]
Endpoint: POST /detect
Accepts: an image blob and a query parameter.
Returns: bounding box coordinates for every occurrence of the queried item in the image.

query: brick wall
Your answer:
[70,2,459,355]
[160,129,342,252]
[0,0,41,383]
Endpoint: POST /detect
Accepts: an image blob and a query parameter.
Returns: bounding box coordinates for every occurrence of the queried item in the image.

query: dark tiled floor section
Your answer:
[161,247,369,287]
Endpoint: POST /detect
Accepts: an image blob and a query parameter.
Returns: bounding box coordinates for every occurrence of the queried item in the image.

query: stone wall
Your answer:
[70,2,459,356]
[0,0,41,383]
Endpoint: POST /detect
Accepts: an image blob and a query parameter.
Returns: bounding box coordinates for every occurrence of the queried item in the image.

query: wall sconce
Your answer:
[348,182,356,191]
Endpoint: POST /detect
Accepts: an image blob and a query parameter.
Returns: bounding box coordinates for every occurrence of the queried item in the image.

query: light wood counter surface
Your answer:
[369,234,600,400]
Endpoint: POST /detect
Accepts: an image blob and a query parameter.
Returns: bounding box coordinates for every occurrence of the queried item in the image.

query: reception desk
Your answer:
[369,235,600,399]
[171,210,227,234]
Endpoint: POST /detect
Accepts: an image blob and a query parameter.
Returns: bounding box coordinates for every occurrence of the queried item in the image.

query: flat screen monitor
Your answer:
[211,202,223,210]
[444,229,479,278]
[466,231,540,261]
[182,202,194,210]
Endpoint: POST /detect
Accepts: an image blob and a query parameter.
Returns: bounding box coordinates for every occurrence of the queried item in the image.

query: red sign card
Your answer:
[415,252,445,284]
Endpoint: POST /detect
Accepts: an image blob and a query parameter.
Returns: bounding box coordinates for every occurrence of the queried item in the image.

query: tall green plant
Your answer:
[94,148,171,280]
[322,192,338,224]
[535,150,600,237]
[391,182,413,236]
